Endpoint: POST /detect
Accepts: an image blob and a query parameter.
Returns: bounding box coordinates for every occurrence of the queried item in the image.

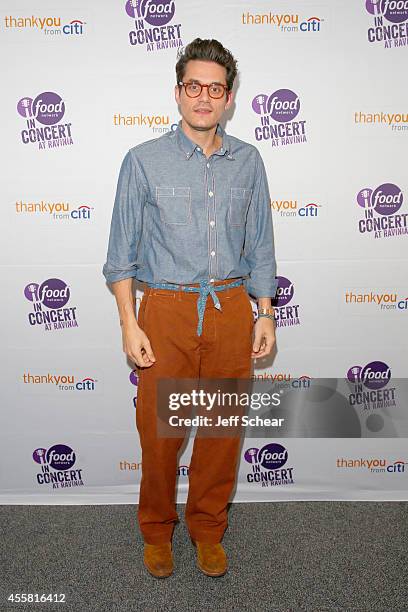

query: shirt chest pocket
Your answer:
[229,188,252,226]
[156,186,192,225]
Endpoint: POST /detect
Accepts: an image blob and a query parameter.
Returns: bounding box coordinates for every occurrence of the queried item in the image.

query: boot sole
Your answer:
[143,560,173,578]
[191,538,228,576]
[196,561,228,577]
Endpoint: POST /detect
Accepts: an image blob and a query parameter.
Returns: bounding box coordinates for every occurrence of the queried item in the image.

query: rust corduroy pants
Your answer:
[135,278,254,544]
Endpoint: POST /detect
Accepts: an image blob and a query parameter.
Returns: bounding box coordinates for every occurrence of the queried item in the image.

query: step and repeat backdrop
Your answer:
[1,1,407,503]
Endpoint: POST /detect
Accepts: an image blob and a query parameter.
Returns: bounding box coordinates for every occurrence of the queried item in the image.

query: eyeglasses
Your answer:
[178,81,228,99]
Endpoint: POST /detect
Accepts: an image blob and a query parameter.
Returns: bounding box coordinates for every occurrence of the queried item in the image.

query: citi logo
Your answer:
[3,16,86,35]
[271,200,321,217]
[22,372,97,391]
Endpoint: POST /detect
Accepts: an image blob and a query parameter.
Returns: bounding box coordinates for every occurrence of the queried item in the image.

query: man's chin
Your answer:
[184,115,218,132]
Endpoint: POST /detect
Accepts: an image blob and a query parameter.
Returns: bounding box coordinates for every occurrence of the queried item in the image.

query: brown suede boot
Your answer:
[143,542,173,578]
[192,540,228,577]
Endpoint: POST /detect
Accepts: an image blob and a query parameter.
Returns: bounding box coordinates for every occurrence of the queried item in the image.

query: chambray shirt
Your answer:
[102,121,278,299]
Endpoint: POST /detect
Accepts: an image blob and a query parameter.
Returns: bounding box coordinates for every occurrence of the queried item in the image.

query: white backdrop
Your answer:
[1,0,407,503]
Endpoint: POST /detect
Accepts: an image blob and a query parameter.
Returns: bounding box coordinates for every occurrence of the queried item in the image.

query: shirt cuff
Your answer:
[244,276,278,300]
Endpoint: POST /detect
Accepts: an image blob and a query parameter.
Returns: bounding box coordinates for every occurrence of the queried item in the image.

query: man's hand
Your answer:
[121,319,156,367]
[251,316,276,359]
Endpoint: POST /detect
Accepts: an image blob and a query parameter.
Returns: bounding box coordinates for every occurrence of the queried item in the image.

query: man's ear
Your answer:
[174,84,180,104]
[225,90,234,110]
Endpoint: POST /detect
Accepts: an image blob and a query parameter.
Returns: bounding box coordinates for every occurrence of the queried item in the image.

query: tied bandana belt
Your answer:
[146,278,244,336]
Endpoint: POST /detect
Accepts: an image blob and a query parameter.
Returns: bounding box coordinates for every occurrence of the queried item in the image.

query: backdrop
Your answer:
[1,0,407,504]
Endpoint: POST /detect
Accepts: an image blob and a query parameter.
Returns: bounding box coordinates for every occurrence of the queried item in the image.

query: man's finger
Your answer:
[142,338,156,362]
[133,348,153,367]
[252,330,264,353]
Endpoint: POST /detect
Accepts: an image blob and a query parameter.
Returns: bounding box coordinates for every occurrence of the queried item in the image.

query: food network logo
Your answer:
[15,200,93,221]
[272,276,301,328]
[3,16,86,36]
[17,91,73,150]
[271,199,322,218]
[356,183,407,239]
[22,372,97,392]
[125,0,183,51]
[241,12,323,33]
[24,278,79,332]
[33,444,84,489]
[347,361,397,411]
[365,0,408,48]
[252,89,307,148]
[244,443,294,487]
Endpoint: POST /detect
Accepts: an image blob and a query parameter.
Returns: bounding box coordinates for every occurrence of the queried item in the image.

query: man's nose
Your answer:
[198,86,211,102]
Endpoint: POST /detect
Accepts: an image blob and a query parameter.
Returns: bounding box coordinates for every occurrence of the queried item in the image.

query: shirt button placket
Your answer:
[207,161,217,280]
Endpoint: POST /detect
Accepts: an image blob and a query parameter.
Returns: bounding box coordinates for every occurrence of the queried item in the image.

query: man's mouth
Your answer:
[194,109,212,114]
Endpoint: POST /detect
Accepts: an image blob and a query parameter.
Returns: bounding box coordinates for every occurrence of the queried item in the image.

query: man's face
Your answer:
[175,59,233,132]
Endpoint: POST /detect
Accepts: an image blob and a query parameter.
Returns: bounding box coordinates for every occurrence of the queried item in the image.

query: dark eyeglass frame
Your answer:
[178,81,229,99]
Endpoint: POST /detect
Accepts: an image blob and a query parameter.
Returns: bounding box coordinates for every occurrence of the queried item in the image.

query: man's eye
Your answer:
[210,85,222,94]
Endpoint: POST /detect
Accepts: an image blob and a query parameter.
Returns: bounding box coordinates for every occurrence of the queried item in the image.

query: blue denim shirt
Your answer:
[102,121,278,299]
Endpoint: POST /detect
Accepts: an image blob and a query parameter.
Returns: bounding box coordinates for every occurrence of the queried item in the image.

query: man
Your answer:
[102,38,278,578]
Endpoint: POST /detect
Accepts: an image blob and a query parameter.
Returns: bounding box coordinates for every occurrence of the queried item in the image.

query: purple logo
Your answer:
[32,448,48,464]
[271,276,301,328]
[269,89,300,122]
[347,366,363,383]
[17,92,65,124]
[274,276,294,307]
[252,90,300,121]
[347,361,391,390]
[130,370,139,386]
[251,94,269,115]
[126,0,175,24]
[366,0,408,22]
[252,89,307,147]
[361,361,391,389]
[366,0,408,47]
[356,188,375,210]
[47,444,76,470]
[372,183,403,215]
[356,183,406,239]
[33,444,76,470]
[17,91,73,149]
[24,277,79,331]
[33,444,84,488]
[244,443,294,486]
[264,444,287,469]
[357,183,403,215]
[20,92,65,125]
[244,443,288,469]
[244,447,259,464]
[24,278,70,308]
[125,0,182,50]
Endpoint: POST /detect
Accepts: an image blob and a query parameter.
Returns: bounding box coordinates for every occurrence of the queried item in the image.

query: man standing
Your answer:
[103,38,278,578]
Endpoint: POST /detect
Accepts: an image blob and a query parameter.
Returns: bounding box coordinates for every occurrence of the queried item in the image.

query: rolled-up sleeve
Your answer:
[243,149,278,299]
[102,150,146,284]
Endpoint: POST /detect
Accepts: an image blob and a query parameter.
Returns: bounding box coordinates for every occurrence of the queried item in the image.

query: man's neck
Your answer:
[181,119,222,158]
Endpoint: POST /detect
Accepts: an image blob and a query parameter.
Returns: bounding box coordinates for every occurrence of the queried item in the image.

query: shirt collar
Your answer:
[174,120,234,160]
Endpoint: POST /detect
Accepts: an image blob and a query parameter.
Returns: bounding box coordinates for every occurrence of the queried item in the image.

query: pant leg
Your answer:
[185,285,254,543]
[136,287,200,544]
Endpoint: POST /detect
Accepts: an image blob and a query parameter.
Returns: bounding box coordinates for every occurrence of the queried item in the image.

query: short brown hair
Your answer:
[176,38,238,92]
